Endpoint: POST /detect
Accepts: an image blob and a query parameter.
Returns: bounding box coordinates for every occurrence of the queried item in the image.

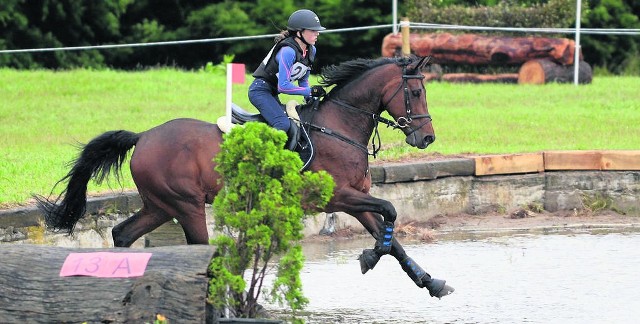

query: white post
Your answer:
[226,63,233,124]
[573,0,582,85]
[393,0,398,35]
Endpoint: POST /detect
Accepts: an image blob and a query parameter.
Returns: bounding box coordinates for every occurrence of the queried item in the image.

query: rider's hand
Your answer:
[310,85,326,98]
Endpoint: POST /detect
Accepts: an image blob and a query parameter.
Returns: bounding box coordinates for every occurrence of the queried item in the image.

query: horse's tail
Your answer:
[34,130,140,234]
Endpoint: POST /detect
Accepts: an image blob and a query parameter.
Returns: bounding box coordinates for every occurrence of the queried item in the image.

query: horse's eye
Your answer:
[412,89,422,97]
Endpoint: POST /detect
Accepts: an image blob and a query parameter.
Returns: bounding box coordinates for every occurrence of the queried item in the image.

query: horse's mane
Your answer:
[319,56,417,90]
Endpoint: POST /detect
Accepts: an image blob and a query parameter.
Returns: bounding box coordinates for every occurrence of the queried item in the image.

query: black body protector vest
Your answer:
[252,37,313,88]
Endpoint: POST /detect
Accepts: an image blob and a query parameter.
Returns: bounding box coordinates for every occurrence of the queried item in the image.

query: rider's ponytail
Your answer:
[274,30,295,43]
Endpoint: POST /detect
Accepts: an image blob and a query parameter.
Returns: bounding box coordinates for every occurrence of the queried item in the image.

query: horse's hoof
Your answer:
[426,278,455,299]
[358,249,380,274]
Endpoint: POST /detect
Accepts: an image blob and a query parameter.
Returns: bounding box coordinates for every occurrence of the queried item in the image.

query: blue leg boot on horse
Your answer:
[358,220,394,272]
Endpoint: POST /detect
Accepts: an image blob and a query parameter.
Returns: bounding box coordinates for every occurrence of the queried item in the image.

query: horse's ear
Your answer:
[408,56,431,73]
[417,56,431,70]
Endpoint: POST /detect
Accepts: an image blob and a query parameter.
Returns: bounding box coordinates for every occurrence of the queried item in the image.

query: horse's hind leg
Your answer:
[172,201,209,245]
[112,206,169,247]
[114,198,208,246]
[350,211,454,298]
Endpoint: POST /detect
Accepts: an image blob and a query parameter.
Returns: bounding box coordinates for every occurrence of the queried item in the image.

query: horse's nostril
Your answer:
[425,135,436,144]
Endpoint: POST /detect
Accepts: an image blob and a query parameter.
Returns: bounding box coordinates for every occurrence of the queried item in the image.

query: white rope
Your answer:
[0,23,636,55]
[322,24,394,33]
[410,22,640,35]
[0,34,279,54]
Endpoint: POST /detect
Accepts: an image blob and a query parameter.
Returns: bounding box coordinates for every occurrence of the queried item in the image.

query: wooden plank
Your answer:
[381,158,475,183]
[602,151,640,170]
[0,244,215,323]
[474,153,544,176]
[544,151,600,170]
[544,151,640,170]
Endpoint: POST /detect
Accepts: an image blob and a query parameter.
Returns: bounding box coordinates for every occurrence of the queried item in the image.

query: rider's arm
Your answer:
[276,47,311,97]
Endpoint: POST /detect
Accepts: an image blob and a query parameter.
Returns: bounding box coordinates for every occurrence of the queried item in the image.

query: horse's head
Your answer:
[380,56,435,149]
[319,56,436,154]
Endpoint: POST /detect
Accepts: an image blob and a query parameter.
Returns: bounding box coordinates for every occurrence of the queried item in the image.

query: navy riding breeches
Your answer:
[248,78,290,133]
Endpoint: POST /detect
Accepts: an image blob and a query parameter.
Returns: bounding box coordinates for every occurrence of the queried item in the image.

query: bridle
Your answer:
[381,66,432,130]
[318,62,433,157]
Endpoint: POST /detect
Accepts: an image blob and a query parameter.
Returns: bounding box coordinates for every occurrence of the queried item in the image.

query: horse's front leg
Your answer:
[350,210,455,298]
[329,187,454,298]
[328,188,398,255]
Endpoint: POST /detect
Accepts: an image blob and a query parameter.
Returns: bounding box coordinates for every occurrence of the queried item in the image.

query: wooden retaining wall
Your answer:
[1,151,639,245]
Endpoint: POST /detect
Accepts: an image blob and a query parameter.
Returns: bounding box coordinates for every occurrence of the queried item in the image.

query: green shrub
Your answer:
[208,122,335,320]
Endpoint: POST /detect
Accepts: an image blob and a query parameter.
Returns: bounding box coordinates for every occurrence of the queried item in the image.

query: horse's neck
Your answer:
[313,95,379,144]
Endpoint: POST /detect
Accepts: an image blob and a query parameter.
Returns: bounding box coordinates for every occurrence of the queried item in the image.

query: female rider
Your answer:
[249,9,327,141]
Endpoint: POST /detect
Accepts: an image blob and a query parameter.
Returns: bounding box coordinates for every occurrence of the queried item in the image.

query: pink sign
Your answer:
[60,252,152,278]
[230,63,246,84]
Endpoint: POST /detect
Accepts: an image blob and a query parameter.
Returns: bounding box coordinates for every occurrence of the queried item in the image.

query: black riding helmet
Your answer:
[287,9,326,31]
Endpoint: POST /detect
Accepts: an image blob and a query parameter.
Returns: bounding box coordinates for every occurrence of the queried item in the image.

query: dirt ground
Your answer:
[303,209,640,243]
[429,209,639,232]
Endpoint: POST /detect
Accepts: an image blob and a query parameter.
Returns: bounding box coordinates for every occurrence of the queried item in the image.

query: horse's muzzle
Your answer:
[406,133,435,149]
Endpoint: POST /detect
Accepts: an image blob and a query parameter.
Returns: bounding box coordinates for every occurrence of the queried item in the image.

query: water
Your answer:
[265,232,640,323]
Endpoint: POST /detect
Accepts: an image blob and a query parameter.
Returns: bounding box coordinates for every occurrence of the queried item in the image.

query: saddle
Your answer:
[216,100,316,171]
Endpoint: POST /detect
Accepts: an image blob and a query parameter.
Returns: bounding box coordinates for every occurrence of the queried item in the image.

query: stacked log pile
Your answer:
[442,73,519,84]
[518,58,592,84]
[382,32,592,84]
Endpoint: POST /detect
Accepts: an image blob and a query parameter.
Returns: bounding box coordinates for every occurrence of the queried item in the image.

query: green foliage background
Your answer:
[0,0,396,72]
[1,0,638,74]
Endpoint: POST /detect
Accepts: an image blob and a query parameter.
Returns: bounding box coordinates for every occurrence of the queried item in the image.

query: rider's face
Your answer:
[301,29,320,45]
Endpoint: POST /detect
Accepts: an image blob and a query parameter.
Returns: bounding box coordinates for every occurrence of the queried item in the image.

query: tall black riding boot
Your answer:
[285,120,300,151]
[401,257,455,299]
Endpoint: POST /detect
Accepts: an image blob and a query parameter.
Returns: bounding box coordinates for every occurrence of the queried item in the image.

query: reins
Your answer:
[302,62,432,158]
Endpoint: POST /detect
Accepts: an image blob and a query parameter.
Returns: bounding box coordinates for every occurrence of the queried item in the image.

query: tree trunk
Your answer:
[382,33,581,65]
[441,73,519,84]
[518,59,593,84]
[0,244,215,323]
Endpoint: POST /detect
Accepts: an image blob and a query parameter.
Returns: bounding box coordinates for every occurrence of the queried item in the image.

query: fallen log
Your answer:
[518,59,593,84]
[422,72,441,82]
[382,32,581,65]
[441,73,519,84]
[0,244,215,323]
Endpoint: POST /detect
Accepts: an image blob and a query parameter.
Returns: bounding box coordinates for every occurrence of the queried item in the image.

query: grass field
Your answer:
[1,68,639,206]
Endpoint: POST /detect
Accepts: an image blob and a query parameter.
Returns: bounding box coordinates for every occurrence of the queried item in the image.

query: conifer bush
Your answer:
[208,122,335,320]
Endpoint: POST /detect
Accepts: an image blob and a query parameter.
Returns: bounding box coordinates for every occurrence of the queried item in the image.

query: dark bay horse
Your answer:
[37,56,454,298]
